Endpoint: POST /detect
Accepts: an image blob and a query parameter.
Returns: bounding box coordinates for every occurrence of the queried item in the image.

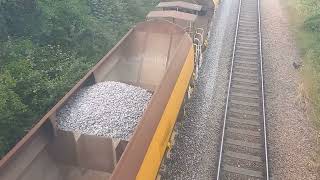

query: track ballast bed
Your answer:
[216,0,269,179]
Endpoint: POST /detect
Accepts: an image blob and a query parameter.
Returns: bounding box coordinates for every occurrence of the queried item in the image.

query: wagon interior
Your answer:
[0,20,189,180]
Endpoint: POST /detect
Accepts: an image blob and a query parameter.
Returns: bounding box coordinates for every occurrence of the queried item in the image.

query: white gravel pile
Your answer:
[56,81,152,140]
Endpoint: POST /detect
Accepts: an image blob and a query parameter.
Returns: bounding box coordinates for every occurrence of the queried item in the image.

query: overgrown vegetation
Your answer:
[285,0,320,126]
[0,0,158,158]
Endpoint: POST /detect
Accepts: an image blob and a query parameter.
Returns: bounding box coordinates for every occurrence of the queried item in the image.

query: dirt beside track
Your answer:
[261,0,319,179]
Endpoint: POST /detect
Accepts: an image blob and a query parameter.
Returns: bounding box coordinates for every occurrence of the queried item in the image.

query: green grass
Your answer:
[282,0,320,173]
[282,0,320,127]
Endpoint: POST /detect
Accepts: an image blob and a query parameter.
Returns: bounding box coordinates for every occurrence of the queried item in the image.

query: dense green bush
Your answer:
[304,14,320,32]
[0,0,158,158]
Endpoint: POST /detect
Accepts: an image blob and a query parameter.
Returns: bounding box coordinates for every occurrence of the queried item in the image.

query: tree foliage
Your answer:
[0,0,158,158]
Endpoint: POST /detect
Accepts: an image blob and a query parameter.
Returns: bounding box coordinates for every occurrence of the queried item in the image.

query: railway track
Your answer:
[216,0,269,179]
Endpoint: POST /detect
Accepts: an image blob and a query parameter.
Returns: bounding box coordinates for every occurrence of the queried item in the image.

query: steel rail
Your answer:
[216,0,242,178]
[216,0,269,178]
[258,0,270,178]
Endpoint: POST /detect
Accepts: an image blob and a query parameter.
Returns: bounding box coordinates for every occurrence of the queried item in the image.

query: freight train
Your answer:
[0,0,218,180]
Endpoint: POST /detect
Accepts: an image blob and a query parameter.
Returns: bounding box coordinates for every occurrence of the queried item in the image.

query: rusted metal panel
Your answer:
[0,126,51,180]
[147,10,197,22]
[94,20,188,92]
[76,135,115,172]
[161,0,216,7]
[110,24,193,180]
[48,130,78,165]
[155,0,215,46]
[157,1,203,11]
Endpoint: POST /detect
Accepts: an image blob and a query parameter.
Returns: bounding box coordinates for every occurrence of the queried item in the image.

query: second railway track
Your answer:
[216,0,269,179]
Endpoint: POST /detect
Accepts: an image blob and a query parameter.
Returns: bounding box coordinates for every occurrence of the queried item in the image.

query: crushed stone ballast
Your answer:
[57,81,152,140]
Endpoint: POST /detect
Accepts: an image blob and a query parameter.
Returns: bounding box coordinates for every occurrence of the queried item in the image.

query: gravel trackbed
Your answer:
[262,0,319,178]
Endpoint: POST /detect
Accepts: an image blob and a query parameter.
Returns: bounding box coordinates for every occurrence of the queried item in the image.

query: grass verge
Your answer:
[281,0,320,173]
[282,0,320,127]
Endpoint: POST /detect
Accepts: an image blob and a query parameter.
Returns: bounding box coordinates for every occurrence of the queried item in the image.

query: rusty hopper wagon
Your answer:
[155,0,215,39]
[157,0,217,36]
[149,0,217,78]
[0,20,194,180]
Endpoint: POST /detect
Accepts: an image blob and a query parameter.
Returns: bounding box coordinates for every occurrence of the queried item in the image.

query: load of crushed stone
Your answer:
[56,81,152,140]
